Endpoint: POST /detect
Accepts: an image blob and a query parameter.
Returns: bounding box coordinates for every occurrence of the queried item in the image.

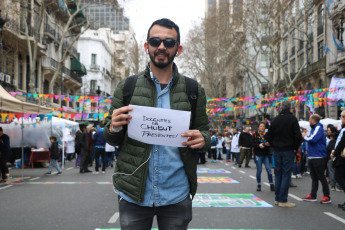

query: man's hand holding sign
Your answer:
[110,105,205,149]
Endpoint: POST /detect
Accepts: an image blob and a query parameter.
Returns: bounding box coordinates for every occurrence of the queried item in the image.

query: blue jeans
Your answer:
[48,159,61,173]
[255,155,273,185]
[226,149,231,160]
[273,150,295,203]
[292,159,301,175]
[118,195,192,230]
[216,148,223,159]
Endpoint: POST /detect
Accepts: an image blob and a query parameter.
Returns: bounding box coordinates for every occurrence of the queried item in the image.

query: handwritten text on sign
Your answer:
[128,105,191,147]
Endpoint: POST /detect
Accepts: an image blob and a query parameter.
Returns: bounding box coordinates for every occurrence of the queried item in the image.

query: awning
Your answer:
[0,85,52,114]
[71,57,87,76]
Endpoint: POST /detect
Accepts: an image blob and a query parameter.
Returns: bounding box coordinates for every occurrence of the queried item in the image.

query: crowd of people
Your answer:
[202,101,345,210]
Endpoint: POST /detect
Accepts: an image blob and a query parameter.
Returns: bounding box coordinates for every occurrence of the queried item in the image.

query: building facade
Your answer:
[0,0,86,113]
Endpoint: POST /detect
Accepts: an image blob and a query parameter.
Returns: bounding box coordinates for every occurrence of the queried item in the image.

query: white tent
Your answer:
[320,118,342,130]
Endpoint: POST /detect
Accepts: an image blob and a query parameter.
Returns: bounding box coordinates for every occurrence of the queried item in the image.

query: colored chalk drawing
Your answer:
[197,168,231,174]
[197,177,239,183]
[193,193,272,207]
[0,177,30,186]
[95,229,286,230]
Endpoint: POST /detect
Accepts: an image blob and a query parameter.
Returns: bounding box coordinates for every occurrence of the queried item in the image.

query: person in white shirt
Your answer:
[231,128,241,165]
[216,133,225,160]
[224,132,232,162]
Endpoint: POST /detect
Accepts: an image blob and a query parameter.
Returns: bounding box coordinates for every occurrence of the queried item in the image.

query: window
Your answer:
[291,29,295,56]
[91,54,97,65]
[90,80,97,91]
[298,53,304,69]
[318,40,324,59]
[261,52,267,67]
[290,59,296,74]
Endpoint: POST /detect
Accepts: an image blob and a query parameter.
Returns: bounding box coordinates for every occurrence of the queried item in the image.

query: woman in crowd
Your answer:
[330,110,345,211]
[253,122,274,192]
[224,132,232,162]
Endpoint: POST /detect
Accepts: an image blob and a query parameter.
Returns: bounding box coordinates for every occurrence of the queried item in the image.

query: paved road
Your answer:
[0,158,345,230]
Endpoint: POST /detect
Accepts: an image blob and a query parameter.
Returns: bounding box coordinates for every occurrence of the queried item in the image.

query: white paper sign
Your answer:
[127,105,191,147]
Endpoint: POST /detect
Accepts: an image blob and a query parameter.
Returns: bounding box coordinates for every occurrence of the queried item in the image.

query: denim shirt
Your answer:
[117,73,190,207]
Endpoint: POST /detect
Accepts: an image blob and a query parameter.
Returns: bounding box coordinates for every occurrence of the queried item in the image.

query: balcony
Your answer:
[42,57,82,84]
[90,64,100,71]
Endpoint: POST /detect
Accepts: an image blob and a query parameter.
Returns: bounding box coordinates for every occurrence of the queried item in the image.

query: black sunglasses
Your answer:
[148,37,177,48]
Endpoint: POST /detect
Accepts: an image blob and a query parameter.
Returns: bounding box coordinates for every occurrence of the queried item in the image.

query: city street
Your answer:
[1,158,345,230]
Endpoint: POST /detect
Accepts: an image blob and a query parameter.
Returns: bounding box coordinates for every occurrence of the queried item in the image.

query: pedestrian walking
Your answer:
[79,126,92,174]
[93,123,106,174]
[0,127,11,183]
[330,110,345,211]
[238,126,253,168]
[266,101,302,208]
[231,128,240,165]
[45,136,62,176]
[103,18,210,230]
[301,114,331,204]
[253,122,274,192]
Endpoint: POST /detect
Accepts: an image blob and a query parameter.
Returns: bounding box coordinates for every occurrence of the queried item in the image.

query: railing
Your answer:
[42,57,82,84]
[90,64,100,70]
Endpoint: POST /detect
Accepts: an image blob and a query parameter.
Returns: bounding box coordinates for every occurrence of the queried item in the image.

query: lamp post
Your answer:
[96,85,101,121]
[261,87,267,121]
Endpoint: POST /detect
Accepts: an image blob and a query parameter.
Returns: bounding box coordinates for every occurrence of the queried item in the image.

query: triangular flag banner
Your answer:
[58,114,63,119]
[16,113,24,120]
[93,114,98,120]
[39,114,45,121]
[31,114,38,120]
[65,114,70,120]
[9,92,17,97]
[75,113,82,120]
[8,113,15,122]
[46,114,53,121]
[82,114,88,120]
[23,113,31,119]
[70,114,76,120]
[1,113,8,122]
[27,93,32,98]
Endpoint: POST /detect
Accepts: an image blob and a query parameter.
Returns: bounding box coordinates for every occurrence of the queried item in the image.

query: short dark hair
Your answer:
[49,136,57,141]
[147,18,180,44]
[0,127,2,132]
[281,100,291,111]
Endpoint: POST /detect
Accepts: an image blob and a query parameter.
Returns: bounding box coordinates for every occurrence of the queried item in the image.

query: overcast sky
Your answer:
[120,0,206,43]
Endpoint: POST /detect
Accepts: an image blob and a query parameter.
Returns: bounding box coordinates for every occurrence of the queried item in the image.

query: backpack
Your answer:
[122,74,198,134]
[211,135,218,146]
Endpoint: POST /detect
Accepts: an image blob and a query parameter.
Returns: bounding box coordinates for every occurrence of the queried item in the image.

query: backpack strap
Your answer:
[184,76,198,129]
[123,75,139,106]
[122,75,138,135]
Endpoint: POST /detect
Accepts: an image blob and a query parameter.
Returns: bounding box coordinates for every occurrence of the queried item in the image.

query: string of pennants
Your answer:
[206,87,344,103]
[9,86,345,104]
[51,106,111,112]
[0,113,109,123]
[9,92,112,103]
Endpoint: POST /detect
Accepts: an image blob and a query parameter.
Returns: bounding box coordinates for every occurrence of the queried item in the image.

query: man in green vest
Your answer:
[103,18,210,229]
